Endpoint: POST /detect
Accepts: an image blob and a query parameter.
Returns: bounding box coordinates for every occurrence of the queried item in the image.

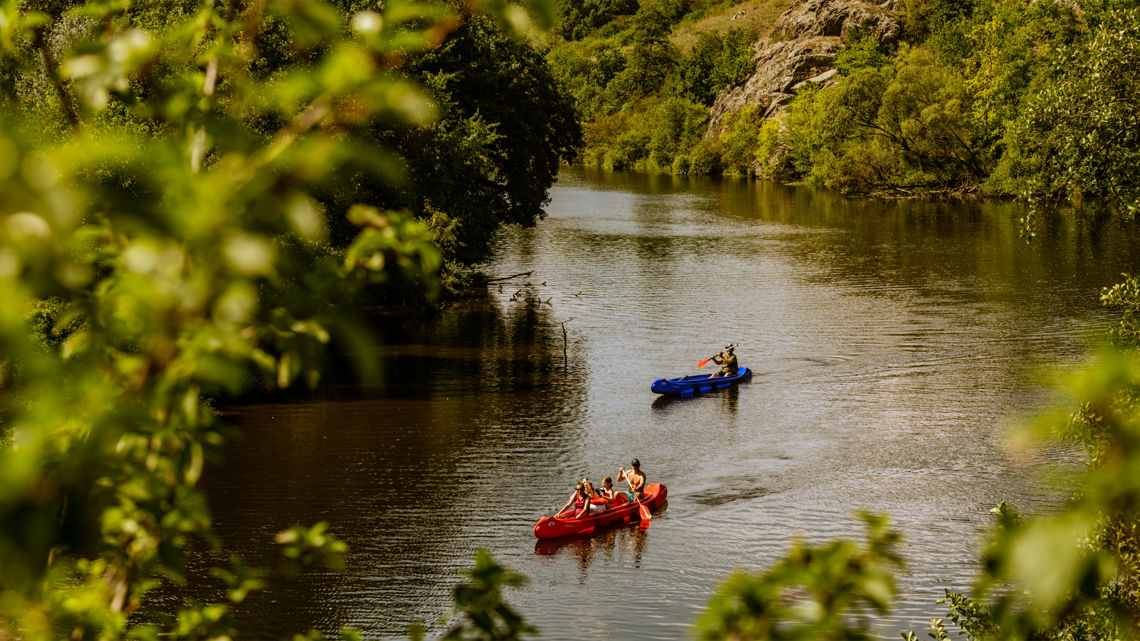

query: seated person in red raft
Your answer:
[556,481,594,519]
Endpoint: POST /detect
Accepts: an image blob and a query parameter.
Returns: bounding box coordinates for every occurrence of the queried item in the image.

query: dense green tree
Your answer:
[695,513,905,641]
[673,28,756,106]
[673,31,723,104]
[833,29,893,75]
[1005,7,1140,229]
[902,0,975,51]
[717,103,765,176]
[608,2,677,98]
[290,13,581,278]
[547,40,626,117]
[554,0,639,40]
[404,16,582,265]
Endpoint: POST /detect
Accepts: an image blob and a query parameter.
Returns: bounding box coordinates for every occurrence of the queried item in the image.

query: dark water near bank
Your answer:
[202,168,1140,639]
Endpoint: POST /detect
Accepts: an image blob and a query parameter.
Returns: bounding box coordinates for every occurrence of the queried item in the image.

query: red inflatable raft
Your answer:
[533,483,668,539]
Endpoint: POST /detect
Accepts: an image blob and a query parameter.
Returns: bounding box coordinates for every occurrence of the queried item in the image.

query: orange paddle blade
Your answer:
[697,357,711,368]
[639,500,651,523]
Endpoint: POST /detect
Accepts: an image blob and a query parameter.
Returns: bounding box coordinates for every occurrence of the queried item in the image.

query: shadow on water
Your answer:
[686,480,773,509]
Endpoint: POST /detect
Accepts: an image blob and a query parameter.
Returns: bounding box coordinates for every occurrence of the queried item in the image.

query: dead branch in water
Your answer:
[486,270,533,282]
[558,318,572,366]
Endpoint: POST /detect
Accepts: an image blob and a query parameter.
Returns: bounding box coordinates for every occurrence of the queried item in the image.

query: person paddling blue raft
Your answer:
[650,344,752,396]
[709,344,739,378]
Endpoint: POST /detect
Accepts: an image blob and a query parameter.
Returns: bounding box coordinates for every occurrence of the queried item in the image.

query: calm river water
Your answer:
[203,168,1140,639]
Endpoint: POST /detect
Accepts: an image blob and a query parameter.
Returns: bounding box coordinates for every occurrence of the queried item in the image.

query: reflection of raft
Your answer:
[533,484,668,539]
[651,368,752,396]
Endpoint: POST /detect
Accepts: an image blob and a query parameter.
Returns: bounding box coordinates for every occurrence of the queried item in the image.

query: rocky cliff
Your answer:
[706,0,901,134]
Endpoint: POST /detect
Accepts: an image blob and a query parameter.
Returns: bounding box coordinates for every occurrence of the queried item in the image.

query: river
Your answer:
[201,168,1140,639]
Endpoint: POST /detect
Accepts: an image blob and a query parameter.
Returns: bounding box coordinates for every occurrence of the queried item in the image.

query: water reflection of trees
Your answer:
[572,166,1140,304]
[190,289,590,638]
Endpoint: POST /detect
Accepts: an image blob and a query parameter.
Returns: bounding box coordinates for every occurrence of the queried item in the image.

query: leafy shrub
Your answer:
[689,137,724,175]
[718,103,764,176]
[554,0,640,40]
[1006,8,1140,228]
[834,28,893,75]
[648,97,709,167]
[674,28,757,105]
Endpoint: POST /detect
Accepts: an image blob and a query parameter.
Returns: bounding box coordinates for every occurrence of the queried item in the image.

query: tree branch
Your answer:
[486,270,533,282]
[32,27,79,129]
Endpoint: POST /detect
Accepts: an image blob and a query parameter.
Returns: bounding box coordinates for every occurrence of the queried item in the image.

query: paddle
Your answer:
[699,344,736,368]
[637,498,651,528]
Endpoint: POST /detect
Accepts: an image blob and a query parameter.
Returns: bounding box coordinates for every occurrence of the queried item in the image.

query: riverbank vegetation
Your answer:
[760,0,1140,216]
[546,0,1140,218]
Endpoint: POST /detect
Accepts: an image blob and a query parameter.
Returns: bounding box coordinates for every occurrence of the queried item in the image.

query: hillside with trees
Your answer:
[547,0,1140,219]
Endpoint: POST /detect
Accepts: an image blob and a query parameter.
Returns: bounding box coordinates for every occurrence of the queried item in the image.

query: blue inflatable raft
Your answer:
[651,368,752,396]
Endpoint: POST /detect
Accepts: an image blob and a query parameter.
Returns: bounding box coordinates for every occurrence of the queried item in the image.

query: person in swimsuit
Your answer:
[557,482,592,519]
[599,476,615,500]
[617,459,646,501]
[595,476,619,509]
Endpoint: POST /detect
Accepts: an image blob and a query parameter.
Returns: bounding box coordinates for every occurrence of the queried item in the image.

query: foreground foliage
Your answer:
[0,0,562,638]
[695,513,904,641]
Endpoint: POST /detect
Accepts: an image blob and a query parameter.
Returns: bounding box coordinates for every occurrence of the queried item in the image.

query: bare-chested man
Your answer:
[617,459,646,500]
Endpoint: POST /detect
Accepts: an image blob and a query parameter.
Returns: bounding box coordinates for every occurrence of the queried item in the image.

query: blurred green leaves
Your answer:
[695,512,904,641]
[276,522,348,573]
[437,549,535,641]
[0,0,557,638]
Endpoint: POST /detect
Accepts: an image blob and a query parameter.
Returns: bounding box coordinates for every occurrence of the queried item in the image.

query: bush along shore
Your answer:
[547,0,1140,218]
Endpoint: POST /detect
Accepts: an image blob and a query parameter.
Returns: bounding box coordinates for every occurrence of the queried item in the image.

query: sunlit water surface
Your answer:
[197,169,1140,639]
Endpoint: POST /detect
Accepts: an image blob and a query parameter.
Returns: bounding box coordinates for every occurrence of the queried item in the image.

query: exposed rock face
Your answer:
[706,0,901,134]
[708,37,843,124]
[773,0,902,42]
